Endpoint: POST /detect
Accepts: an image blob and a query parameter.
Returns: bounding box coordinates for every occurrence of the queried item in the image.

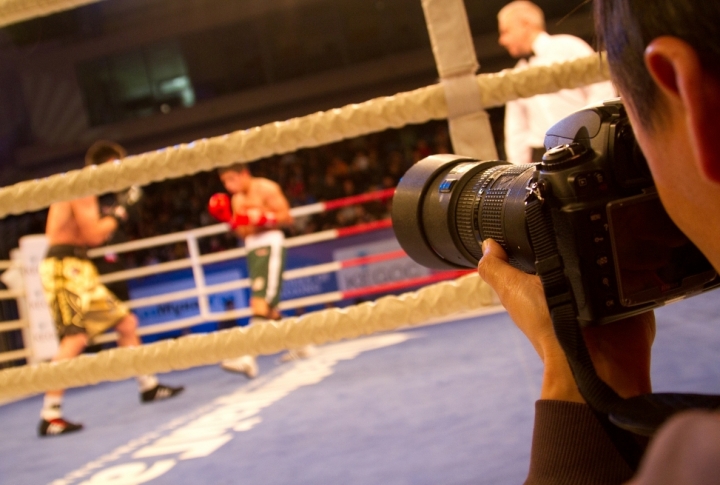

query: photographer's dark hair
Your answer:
[595,0,720,130]
[85,140,127,166]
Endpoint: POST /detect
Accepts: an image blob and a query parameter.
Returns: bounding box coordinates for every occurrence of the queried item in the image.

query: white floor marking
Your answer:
[50,333,413,485]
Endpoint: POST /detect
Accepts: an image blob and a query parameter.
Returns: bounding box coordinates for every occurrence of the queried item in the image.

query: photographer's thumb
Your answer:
[477,239,515,295]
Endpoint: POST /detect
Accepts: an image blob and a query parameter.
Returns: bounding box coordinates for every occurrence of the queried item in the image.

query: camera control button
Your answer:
[575,174,590,188]
[595,254,610,268]
[541,143,591,171]
[598,275,614,291]
[592,171,607,186]
[588,211,604,224]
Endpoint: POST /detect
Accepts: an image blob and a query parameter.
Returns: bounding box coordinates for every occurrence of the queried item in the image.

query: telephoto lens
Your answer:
[392,154,537,273]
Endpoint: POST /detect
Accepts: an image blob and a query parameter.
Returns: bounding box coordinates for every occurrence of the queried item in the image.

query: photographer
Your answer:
[478,0,720,483]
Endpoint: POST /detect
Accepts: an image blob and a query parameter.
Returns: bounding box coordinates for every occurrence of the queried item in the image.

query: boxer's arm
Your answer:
[260,180,292,226]
[209,179,291,231]
[208,193,276,231]
[72,196,119,246]
[230,180,291,227]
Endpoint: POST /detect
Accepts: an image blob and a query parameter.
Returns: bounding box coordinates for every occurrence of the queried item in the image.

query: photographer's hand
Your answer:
[478,239,583,402]
[477,239,655,402]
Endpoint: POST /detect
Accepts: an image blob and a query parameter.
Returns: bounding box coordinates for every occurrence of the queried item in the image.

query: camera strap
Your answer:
[524,189,720,468]
[524,192,645,470]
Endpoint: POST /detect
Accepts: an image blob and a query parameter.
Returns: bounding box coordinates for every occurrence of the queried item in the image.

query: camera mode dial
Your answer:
[541,143,591,171]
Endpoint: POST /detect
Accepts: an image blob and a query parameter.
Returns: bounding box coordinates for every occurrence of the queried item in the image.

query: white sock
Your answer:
[136,375,159,392]
[41,395,63,421]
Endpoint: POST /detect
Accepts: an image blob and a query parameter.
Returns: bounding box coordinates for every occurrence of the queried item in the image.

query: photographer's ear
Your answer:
[645,36,720,184]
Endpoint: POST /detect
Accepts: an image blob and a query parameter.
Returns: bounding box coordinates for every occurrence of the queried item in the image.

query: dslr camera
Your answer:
[392,99,719,325]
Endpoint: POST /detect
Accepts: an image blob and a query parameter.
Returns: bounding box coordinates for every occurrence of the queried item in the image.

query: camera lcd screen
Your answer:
[607,192,717,307]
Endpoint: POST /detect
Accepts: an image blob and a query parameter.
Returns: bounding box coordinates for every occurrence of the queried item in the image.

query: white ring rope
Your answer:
[0,0,100,28]
[121,248,407,312]
[0,273,495,400]
[0,319,25,332]
[85,188,395,261]
[93,219,392,285]
[0,54,610,219]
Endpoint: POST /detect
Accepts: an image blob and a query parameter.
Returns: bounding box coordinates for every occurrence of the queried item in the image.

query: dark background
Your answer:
[0,0,596,186]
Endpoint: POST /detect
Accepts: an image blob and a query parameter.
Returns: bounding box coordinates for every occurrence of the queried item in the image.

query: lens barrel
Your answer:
[392,155,536,272]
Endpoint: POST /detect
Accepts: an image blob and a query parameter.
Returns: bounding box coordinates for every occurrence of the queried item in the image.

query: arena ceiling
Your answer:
[0,0,593,34]
[0,0,596,184]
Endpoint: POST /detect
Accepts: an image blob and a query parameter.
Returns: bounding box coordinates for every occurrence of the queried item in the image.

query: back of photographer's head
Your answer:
[594,0,720,272]
[594,0,720,131]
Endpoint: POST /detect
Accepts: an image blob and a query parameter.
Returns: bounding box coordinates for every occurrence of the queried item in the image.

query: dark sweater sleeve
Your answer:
[524,400,635,485]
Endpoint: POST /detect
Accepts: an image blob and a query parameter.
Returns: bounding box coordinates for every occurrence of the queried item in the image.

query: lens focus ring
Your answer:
[455,172,486,261]
[477,165,530,248]
[480,188,506,245]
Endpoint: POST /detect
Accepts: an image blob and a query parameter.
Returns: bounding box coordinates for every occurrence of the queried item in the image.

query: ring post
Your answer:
[421,0,498,160]
[186,234,210,320]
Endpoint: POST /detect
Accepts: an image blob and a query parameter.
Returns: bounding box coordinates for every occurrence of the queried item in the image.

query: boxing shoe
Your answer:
[279,345,316,363]
[38,418,83,437]
[140,384,184,403]
[221,355,259,379]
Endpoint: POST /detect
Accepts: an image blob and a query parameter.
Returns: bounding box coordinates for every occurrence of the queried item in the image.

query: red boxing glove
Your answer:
[246,208,278,227]
[208,193,278,228]
[230,209,278,227]
[208,193,234,224]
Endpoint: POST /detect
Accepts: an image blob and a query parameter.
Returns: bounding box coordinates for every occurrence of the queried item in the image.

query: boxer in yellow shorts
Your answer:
[37,140,183,438]
[40,245,128,339]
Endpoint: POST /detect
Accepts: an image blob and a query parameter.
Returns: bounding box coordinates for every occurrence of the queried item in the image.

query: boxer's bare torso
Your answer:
[219,170,292,239]
[46,197,117,247]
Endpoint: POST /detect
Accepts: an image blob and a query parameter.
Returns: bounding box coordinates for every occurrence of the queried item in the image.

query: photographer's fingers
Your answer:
[477,239,553,356]
[477,239,522,301]
[478,239,583,402]
[582,311,656,398]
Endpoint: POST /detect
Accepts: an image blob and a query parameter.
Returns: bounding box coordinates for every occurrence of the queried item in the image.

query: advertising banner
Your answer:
[17,235,58,363]
[128,227,406,331]
[333,238,431,292]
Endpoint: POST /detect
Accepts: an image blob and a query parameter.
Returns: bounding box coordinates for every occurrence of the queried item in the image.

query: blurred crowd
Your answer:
[0,120,452,365]
[0,121,452,267]
[112,121,451,267]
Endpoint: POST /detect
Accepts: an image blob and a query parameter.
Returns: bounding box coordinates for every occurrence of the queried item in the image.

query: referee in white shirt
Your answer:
[497,1,616,164]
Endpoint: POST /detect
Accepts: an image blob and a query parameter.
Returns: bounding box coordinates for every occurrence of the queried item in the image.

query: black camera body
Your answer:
[392,99,719,325]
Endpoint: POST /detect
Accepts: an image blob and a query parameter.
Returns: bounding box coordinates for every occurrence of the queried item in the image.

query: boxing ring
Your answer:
[2,1,720,484]
[0,260,29,364]
[86,187,473,343]
[0,0,614,403]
